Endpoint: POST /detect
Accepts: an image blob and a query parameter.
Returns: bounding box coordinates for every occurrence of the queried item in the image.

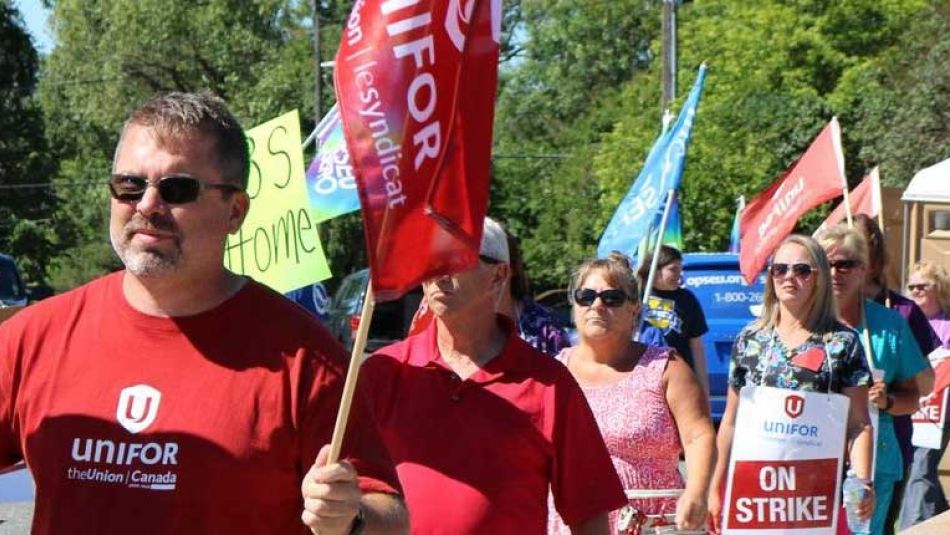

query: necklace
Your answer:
[775,323,812,350]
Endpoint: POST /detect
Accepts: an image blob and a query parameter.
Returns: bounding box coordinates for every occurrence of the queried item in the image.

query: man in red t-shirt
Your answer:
[0,92,406,535]
[360,218,626,534]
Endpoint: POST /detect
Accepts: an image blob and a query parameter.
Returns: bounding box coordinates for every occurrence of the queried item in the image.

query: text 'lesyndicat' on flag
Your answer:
[334,0,502,302]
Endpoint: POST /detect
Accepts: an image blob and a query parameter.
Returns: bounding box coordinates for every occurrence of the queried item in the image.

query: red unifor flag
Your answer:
[334,0,502,301]
[739,118,847,284]
[814,166,882,234]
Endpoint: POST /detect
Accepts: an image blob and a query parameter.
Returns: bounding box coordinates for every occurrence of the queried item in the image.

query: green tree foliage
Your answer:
[38,0,340,290]
[833,2,950,185]
[0,2,55,286]
[23,0,950,296]
[492,0,660,290]
[493,0,933,291]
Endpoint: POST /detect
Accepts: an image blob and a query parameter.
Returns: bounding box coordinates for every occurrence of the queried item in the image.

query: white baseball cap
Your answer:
[479,217,510,263]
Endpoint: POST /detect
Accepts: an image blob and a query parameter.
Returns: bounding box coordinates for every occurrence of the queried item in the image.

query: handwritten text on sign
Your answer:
[224,110,331,293]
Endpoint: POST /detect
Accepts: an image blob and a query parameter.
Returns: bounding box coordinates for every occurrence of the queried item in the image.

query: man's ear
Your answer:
[493,263,511,288]
[227,191,250,233]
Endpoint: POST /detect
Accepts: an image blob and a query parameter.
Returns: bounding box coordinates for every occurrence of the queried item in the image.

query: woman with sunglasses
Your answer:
[900,261,950,529]
[816,225,931,535]
[708,235,875,533]
[547,252,715,534]
[906,262,950,348]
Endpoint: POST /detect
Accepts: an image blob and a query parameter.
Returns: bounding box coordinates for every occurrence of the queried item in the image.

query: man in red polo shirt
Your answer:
[359,218,626,534]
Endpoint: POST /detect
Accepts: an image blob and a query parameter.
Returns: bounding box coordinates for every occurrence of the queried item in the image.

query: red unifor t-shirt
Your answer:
[0,272,399,535]
[360,316,627,534]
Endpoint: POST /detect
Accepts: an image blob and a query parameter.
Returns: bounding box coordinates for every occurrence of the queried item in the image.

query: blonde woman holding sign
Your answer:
[708,234,874,533]
[817,225,929,535]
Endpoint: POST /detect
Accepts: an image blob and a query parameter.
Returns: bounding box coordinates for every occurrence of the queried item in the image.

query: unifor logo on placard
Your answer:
[784,394,805,419]
[116,384,161,434]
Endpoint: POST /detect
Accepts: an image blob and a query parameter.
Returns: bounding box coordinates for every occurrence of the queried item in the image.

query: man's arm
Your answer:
[301,445,408,535]
[569,512,609,535]
[360,492,408,535]
[0,324,23,469]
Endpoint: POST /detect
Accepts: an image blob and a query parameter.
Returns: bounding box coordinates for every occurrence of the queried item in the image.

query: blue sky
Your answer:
[13,0,54,54]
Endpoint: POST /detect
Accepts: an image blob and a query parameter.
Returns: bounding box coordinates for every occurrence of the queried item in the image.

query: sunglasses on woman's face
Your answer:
[108,174,243,205]
[907,283,932,293]
[573,288,630,307]
[769,263,814,279]
[828,259,860,273]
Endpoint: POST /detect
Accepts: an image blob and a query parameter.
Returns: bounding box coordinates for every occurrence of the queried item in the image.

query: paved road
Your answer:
[0,502,32,534]
[0,469,33,534]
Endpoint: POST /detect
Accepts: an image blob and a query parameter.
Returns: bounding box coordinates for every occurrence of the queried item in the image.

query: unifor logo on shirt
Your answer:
[66,383,179,491]
[116,384,162,434]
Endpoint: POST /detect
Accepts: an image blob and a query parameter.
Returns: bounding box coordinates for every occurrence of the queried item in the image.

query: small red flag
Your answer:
[334,0,501,302]
[815,167,882,233]
[739,118,848,284]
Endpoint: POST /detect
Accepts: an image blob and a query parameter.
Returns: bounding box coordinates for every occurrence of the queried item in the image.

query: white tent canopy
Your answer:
[903,158,950,203]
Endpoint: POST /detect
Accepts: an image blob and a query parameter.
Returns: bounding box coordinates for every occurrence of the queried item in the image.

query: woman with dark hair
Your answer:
[497,230,570,356]
[638,245,710,393]
[548,252,715,534]
[708,234,874,532]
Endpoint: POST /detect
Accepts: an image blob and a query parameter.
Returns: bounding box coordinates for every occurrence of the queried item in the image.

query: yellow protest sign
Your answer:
[224,110,331,293]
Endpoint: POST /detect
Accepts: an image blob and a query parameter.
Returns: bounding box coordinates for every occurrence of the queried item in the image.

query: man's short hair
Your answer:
[119,91,249,189]
[480,217,510,263]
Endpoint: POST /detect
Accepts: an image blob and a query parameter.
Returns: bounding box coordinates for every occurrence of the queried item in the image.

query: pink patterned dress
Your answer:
[548,345,683,534]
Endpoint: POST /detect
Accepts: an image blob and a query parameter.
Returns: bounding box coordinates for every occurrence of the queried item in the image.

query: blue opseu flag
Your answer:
[305,105,361,223]
[597,64,707,259]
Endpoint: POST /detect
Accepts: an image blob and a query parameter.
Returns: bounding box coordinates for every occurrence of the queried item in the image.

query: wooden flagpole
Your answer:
[327,282,376,463]
[842,185,854,228]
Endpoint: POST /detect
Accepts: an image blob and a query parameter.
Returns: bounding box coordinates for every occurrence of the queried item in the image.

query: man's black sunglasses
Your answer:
[769,263,814,279]
[573,288,631,307]
[108,174,243,205]
[828,259,860,273]
[478,255,503,265]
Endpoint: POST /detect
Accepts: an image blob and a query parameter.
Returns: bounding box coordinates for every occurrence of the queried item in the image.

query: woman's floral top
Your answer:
[729,322,872,393]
